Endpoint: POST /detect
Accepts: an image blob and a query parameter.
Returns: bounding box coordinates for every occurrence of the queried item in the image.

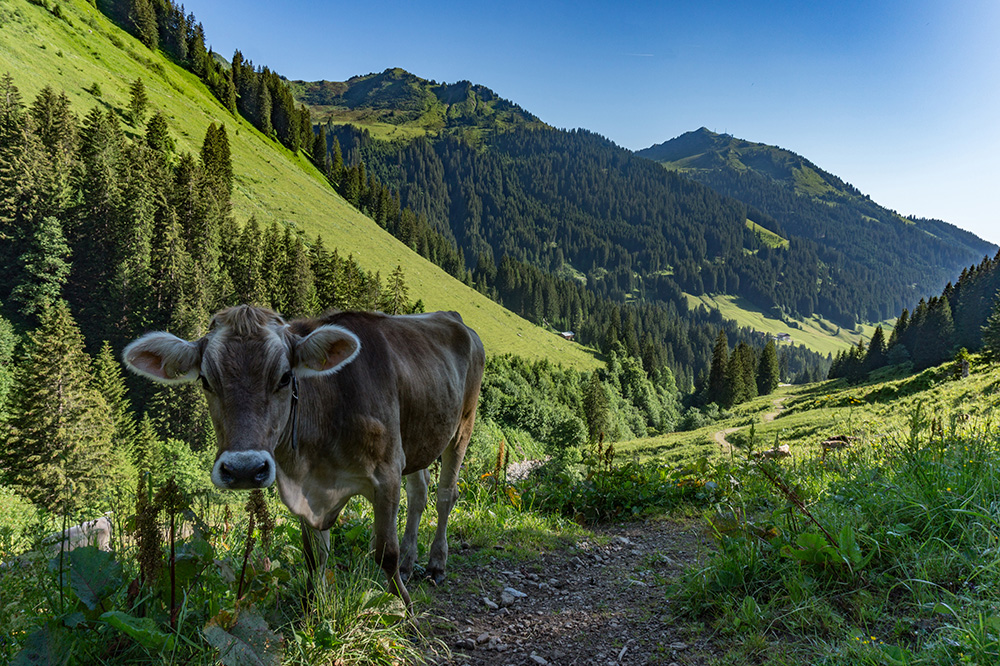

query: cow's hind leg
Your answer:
[426,418,474,584]
[400,468,429,583]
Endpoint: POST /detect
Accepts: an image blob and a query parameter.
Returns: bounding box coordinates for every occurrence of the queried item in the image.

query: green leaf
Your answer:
[54,546,123,610]
[11,621,74,666]
[203,609,283,666]
[100,611,175,651]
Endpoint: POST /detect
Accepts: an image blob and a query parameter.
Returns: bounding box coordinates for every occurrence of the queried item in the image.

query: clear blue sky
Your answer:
[183,0,1000,246]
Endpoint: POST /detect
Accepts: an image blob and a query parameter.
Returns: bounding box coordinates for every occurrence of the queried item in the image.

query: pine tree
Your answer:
[864,325,888,373]
[129,0,159,51]
[93,341,139,465]
[200,122,233,201]
[145,111,174,155]
[380,265,409,315]
[127,78,149,127]
[706,330,728,406]
[280,229,317,319]
[0,311,16,425]
[1,301,113,513]
[756,339,780,395]
[982,291,1000,362]
[11,215,71,322]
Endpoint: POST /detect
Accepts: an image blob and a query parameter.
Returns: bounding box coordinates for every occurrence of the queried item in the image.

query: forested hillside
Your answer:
[639,128,997,322]
[304,73,990,332]
[0,0,595,367]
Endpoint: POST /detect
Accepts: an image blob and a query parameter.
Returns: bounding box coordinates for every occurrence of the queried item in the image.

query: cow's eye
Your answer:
[199,374,213,393]
[277,371,292,391]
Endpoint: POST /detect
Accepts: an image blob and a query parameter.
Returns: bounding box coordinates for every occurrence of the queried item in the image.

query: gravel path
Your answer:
[420,519,718,666]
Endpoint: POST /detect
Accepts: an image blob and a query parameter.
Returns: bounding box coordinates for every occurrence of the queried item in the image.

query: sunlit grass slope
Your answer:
[0,0,598,370]
[620,354,1000,468]
[685,292,889,357]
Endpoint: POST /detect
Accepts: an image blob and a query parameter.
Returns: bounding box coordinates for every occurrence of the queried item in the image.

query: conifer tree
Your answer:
[0,311,16,425]
[129,0,159,51]
[11,215,71,322]
[380,265,410,315]
[145,111,174,155]
[1,301,113,513]
[200,122,233,201]
[311,235,339,311]
[231,216,266,305]
[706,330,728,406]
[280,229,317,319]
[260,221,286,311]
[982,292,1000,362]
[864,325,888,373]
[756,339,780,395]
[127,78,149,127]
[93,341,139,464]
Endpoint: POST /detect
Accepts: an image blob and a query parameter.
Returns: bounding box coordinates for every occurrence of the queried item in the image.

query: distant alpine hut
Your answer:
[560,331,575,341]
[773,332,792,343]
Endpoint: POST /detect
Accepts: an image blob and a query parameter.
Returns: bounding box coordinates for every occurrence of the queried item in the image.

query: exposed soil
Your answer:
[418,518,720,666]
[713,397,787,453]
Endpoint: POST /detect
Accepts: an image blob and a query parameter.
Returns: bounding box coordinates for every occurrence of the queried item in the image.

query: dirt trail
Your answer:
[712,396,787,453]
[421,519,717,665]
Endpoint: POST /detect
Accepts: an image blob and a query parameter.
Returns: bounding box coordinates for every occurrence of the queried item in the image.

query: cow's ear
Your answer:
[294,325,361,376]
[123,332,201,384]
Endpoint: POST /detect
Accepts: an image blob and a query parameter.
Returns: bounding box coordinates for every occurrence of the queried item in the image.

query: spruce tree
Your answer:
[706,330,728,406]
[756,339,780,395]
[93,341,139,464]
[0,311,16,425]
[982,292,1000,362]
[11,215,71,322]
[145,111,174,155]
[2,301,112,513]
[380,265,409,315]
[129,0,159,51]
[127,78,149,127]
[864,325,888,373]
[281,229,317,319]
[582,372,610,443]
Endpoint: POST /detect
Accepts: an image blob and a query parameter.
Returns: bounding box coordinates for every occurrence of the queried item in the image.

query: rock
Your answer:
[483,597,499,610]
[500,591,516,607]
[529,655,549,665]
[455,638,475,650]
[503,587,528,598]
[615,536,633,546]
[476,633,490,644]
[669,641,688,650]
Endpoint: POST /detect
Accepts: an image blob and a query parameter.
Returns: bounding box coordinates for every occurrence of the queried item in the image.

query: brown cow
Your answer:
[123,305,485,606]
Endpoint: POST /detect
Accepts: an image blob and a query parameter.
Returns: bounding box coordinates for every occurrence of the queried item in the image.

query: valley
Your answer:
[0,0,998,665]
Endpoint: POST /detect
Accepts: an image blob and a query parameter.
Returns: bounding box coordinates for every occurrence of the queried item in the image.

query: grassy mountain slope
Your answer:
[289,67,547,141]
[0,0,597,369]
[638,127,998,291]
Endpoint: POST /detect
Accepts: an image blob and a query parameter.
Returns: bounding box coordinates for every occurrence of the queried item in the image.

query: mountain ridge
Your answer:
[637,127,997,267]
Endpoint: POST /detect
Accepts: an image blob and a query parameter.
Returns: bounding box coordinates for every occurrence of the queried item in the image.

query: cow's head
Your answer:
[123,306,360,490]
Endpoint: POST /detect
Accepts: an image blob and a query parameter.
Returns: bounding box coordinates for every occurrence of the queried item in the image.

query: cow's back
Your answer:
[294,311,484,474]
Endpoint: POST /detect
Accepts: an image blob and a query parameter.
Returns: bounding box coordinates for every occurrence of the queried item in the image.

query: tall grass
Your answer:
[672,407,1000,665]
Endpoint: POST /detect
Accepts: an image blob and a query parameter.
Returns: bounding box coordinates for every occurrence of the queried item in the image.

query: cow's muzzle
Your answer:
[212,451,276,489]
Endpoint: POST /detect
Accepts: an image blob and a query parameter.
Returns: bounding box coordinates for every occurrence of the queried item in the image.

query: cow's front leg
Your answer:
[372,475,410,608]
[400,468,429,583]
[300,518,330,595]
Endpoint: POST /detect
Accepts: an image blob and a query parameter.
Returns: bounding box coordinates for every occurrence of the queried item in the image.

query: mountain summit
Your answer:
[290,68,544,134]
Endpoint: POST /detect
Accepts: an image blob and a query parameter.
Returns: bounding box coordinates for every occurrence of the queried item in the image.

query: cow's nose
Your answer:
[213,451,275,489]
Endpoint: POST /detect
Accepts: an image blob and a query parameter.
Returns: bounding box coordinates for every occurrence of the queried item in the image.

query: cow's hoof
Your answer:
[400,562,423,584]
[426,568,446,586]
